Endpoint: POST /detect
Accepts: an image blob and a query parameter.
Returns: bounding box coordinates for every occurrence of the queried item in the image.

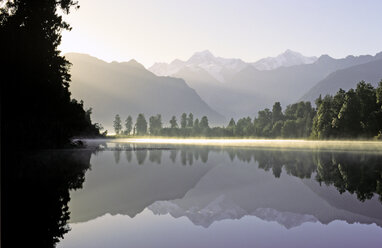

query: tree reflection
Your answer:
[136,150,148,165]
[3,150,92,247]
[127,145,382,203]
[315,152,382,202]
[149,150,162,164]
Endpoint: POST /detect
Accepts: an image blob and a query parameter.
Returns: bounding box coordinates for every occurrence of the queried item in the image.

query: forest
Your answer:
[113,81,382,139]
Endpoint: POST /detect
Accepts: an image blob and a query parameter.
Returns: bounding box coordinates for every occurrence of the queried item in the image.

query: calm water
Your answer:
[5,140,382,247]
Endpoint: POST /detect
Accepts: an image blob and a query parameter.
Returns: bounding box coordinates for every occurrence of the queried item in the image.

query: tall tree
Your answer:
[149,114,162,135]
[227,118,236,136]
[200,116,209,129]
[272,102,283,123]
[355,81,378,136]
[136,114,147,135]
[377,80,382,107]
[180,113,187,129]
[170,116,178,129]
[1,0,100,148]
[333,89,362,137]
[187,113,194,128]
[312,95,334,139]
[113,114,122,134]
[125,116,133,135]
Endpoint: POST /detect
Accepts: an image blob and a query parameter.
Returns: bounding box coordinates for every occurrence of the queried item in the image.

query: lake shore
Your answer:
[83,137,382,153]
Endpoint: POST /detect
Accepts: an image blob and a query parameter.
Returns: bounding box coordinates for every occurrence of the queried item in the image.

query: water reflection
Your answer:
[100,142,382,204]
[2,149,93,247]
[68,142,382,231]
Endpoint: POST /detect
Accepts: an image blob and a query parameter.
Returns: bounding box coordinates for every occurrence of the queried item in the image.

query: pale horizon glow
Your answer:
[60,0,382,68]
[100,138,382,152]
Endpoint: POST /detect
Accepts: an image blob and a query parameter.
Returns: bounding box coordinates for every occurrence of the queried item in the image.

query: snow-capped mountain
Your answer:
[251,49,318,70]
[149,49,317,83]
[149,50,247,83]
[148,196,318,229]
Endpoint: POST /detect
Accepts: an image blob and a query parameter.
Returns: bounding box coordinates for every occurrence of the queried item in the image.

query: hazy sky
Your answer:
[60,0,382,67]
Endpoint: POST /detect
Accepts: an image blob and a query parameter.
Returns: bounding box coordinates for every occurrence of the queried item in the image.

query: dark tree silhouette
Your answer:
[2,150,92,247]
[136,113,147,135]
[170,116,178,129]
[187,113,194,128]
[180,113,187,129]
[113,114,122,134]
[1,0,100,149]
[125,115,133,135]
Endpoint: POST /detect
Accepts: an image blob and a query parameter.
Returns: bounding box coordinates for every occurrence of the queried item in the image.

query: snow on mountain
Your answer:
[149,50,247,82]
[251,49,318,70]
[148,196,318,229]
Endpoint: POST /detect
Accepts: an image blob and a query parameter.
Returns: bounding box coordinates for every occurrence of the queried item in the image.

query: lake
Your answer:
[5,139,382,247]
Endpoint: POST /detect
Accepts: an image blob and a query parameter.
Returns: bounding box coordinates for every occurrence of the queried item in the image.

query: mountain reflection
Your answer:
[3,150,93,247]
[104,143,382,204]
[69,142,382,230]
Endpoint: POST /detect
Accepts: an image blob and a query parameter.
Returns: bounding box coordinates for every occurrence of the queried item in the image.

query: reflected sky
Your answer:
[58,140,382,247]
[61,210,382,248]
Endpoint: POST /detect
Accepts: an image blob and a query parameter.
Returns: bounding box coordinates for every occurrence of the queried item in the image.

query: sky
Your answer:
[60,0,382,68]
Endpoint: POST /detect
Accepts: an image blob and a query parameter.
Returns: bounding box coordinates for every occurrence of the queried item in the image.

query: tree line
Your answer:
[2,0,102,149]
[113,81,382,139]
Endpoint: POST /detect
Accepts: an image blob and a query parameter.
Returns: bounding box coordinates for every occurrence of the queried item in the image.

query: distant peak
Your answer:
[189,50,215,60]
[196,49,214,56]
[281,49,302,56]
[317,54,334,62]
[122,59,145,69]
[170,58,185,65]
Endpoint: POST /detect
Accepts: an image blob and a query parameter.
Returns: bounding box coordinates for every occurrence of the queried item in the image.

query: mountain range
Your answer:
[149,50,382,119]
[67,53,224,131]
[66,49,382,130]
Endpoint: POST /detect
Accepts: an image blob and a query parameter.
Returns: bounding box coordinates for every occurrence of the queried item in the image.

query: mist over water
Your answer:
[93,138,382,152]
[57,140,382,248]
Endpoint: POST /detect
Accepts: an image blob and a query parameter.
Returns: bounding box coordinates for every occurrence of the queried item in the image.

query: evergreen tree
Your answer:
[377,80,382,106]
[334,89,362,137]
[136,114,148,135]
[272,102,283,123]
[113,114,122,134]
[193,118,200,135]
[180,113,187,129]
[170,116,178,129]
[200,116,209,129]
[355,81,378,136]
[149,114,162,135]
[125,116,133,135]
[227,118,236,136]
[187,113,194,128]
[312,95,334,139]
[1,0,99,148]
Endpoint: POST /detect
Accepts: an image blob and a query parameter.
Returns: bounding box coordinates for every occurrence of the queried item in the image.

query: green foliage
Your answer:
[236,117,253,136]
[187,113,194,128]
[313,81,382,139]
[136,114,147,135]
[117,80,382,139]
[272,102,283,123]
[113,114,122,134]
[180,113,187,129]
[170,116,178,129]
[125,116,133,135]
[149,114,162,135]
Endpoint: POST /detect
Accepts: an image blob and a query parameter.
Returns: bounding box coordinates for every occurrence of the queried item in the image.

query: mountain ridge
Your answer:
[66,53,225,131]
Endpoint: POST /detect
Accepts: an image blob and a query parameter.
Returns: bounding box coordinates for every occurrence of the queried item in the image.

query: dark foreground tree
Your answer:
[1,0,100,149]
